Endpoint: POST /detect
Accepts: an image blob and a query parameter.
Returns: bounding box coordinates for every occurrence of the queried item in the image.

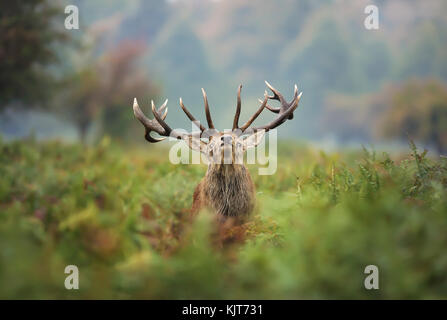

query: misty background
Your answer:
[1,0,446,152]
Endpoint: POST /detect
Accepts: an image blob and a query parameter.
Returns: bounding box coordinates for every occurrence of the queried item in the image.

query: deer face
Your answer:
[217,133,243,164]
[208,133,238,164]
[186,131,266,165]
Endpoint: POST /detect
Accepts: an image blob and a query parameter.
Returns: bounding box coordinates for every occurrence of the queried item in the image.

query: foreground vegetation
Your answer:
[0,137,446,299]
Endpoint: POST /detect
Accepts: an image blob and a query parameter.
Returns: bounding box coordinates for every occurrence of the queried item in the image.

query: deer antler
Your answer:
[134,81,302,142]
[133,87,218,142]
[202,88,215,129]
[234,81,302,134]
[251,81,302,132]
[179,97,206,132]
[232,84,242,130]
[133,98,192,142]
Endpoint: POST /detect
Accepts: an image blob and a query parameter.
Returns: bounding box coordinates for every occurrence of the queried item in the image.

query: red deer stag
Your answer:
[133,81,302,219]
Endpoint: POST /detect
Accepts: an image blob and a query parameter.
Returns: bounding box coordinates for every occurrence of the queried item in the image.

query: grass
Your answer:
[0,136,446,299]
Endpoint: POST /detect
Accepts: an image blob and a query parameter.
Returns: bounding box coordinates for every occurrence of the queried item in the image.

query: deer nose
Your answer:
[221,135,232,146]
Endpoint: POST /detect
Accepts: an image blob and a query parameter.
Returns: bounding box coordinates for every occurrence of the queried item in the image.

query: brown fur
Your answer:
[191,163,255,219]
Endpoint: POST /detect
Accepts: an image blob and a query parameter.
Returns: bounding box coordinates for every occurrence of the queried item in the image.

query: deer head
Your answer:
[133,81,302,217]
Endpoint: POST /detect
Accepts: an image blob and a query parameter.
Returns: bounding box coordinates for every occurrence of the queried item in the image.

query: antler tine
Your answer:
[263,82,299,117]
[233,84,242,130]
[240,91,269,132]
[133,98,166,143]
[133,97,192,143]
[252,89,302,132]
[259,98,280,114]
[265,80,287,105]
[158,98,168,120]
[202,88,215,129]
[287,84,299,120]
[133,98,150,129]
[179,97,206,132]
[151,99,173,135]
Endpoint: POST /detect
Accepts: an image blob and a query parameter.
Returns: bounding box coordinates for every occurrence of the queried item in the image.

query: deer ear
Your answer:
[183,136,207,154]
[243,130,266,150]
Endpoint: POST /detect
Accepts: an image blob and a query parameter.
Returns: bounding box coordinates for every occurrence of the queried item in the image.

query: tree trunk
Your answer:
[78,122,89,145]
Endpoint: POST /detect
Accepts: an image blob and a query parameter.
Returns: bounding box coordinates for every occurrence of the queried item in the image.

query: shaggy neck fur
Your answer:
[204,164,254,217]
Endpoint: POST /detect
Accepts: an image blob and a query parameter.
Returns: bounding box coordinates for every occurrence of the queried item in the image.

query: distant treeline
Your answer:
[1,0,446,150]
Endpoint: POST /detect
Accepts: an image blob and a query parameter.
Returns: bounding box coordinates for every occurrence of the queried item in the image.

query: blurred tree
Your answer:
[397,23,447,82]
[61,67,101,143]
[322,92,375,143]
[0,0,66,108]
[61,40,158,143]
[116,0,170,43]
[144,0,444,140]
[197,0,324,79]
[148,19,224,126]
[99,41,159,140]
[150,20,217,100]
[280,19,361,138]
[376,79,447,154]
